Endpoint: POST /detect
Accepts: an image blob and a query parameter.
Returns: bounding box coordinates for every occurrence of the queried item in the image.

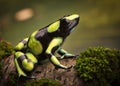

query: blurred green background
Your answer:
[0,0,120,54]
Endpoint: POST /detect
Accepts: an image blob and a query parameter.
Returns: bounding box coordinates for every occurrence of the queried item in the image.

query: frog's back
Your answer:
[27,27,53,56]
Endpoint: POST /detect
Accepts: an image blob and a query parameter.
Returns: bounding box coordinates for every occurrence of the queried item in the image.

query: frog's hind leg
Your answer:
[14,51,38,78]
[14,54,27,77]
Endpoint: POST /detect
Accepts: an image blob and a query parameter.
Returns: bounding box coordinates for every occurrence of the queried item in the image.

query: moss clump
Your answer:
[0,40,15,60]
[75,46,120,86]
[24,78,63,86]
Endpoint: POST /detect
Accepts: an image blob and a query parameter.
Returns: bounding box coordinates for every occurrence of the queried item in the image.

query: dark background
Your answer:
[0,0,120,54]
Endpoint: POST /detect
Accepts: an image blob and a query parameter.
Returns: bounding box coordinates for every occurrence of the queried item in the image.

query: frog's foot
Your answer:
[65,65,74,72]
[60,54,79,59]
[54,65,74,71]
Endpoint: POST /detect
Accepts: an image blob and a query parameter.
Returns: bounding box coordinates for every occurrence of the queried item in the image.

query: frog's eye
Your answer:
[60,16,71,24]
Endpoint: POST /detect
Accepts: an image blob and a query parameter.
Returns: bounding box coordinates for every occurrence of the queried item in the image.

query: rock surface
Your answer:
[0,55,84,86]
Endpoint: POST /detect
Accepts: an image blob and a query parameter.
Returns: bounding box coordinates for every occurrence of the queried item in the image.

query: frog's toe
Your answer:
[67,65,74,70]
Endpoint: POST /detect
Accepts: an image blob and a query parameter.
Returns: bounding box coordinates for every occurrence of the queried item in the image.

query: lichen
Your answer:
[75,46,120,86]
[24,78,64,86]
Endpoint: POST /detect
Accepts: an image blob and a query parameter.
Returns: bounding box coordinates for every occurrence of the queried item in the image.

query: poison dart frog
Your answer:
[14,14,80,78]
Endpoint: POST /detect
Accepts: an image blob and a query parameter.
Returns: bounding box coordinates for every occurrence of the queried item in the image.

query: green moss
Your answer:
[0,40,15,60]
[24,78,63,86]
[75,46,120,86]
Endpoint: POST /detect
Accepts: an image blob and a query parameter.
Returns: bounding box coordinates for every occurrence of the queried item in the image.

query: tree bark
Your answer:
[0,55,84,86]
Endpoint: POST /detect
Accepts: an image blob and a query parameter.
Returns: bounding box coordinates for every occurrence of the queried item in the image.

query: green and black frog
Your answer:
[14,14,80,78]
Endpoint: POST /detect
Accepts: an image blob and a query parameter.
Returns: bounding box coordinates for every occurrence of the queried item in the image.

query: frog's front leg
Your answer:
[57,48,77,59]
[46,37,72,69]
[47,54,72,69]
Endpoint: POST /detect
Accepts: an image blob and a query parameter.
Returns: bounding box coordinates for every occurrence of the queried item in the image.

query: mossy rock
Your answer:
[24,78,64,86]
[0,40,15,80]
[75,46,120,86]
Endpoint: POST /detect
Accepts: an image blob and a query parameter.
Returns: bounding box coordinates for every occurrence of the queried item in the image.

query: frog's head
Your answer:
[47,14,79,37]
[59,14,79,37]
